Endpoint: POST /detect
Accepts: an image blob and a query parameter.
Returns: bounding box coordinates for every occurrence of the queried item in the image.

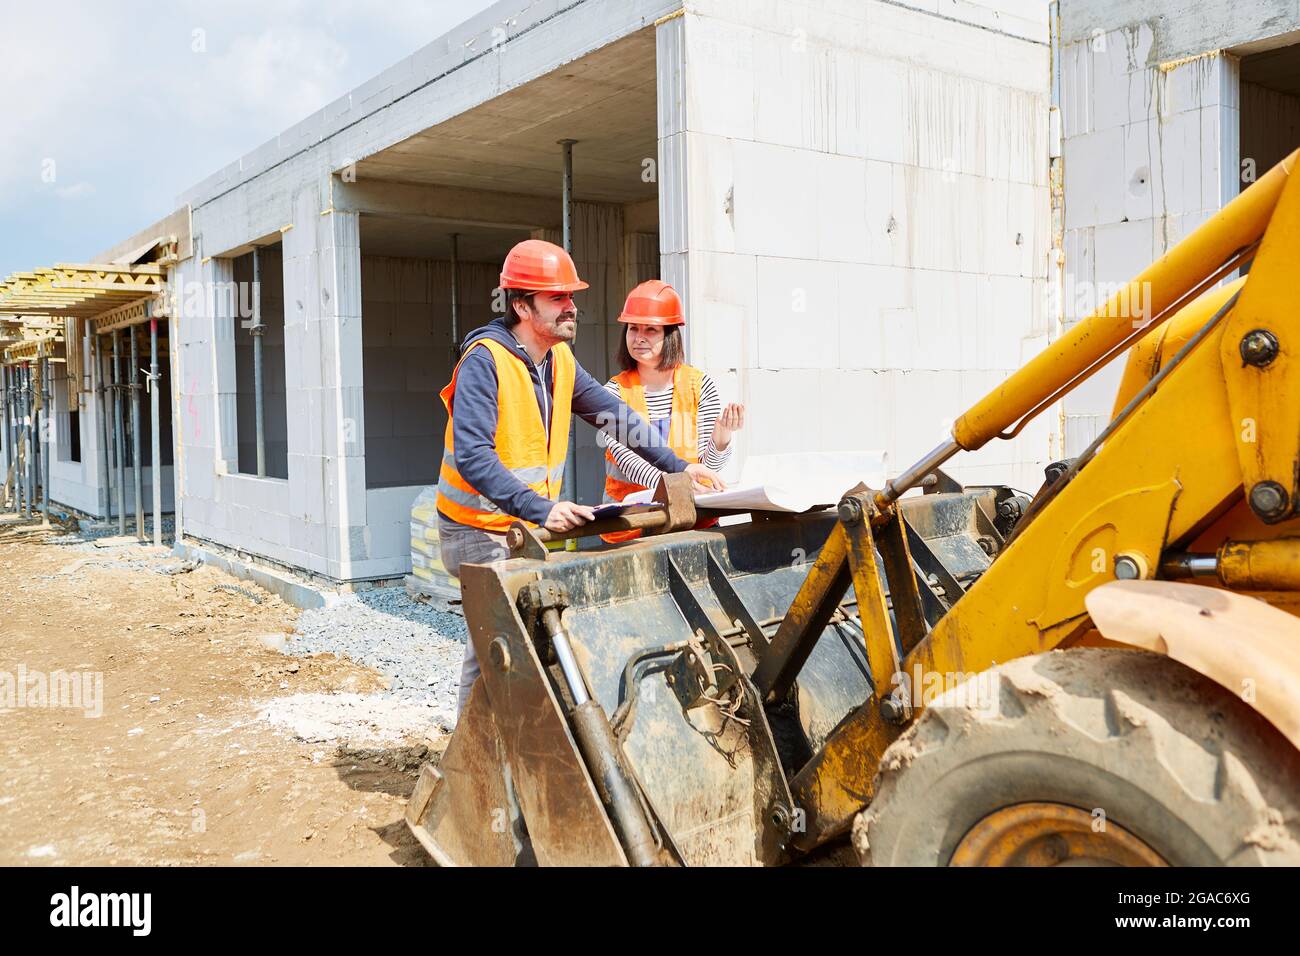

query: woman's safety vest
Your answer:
[602,364,702,543]
[436,338,575,532]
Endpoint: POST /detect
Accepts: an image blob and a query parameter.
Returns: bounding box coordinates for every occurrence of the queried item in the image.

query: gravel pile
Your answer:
[257,693,445,747]
[43,515,176,550]
[289,588,466,730]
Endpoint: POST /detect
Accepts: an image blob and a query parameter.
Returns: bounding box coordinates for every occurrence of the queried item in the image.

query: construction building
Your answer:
[3,0,1299,593]
[1055,0,1300,448]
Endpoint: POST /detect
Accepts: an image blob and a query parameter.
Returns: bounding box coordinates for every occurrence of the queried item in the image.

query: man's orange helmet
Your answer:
[499,239,588,293]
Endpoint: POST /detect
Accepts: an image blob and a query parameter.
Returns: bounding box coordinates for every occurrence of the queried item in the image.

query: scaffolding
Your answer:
[0,262,171,544]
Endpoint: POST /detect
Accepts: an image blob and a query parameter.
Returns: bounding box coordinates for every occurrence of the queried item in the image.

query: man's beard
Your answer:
[550,313,578,341]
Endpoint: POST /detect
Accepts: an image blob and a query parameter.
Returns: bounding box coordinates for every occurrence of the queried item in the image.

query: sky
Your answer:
[0,0,499,278]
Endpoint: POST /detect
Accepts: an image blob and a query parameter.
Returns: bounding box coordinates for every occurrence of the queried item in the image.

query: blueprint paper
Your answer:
[624,451,889,513]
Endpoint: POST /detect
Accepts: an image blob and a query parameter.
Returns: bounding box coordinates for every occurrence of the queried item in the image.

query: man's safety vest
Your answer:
[436,338,575,532]
[602,364,702,543]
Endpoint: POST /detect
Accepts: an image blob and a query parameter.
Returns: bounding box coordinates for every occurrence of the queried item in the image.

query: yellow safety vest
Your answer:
[436,338,575,532]
[602,364,702,543]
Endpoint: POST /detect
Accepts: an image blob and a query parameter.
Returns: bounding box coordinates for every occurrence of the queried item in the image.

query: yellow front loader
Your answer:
[407,150,1300,867]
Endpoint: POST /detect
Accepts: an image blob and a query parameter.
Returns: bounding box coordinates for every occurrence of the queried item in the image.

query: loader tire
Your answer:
[854,647,1300,866]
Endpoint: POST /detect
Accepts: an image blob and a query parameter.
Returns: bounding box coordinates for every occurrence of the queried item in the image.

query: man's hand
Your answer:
[685,463,727,494]
[712,402,746,451]
[544,500,596,532]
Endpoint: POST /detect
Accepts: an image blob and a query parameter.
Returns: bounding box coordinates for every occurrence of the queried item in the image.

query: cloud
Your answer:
[217,30,351,119]
[53,182,96,200]
[0,0,500,275]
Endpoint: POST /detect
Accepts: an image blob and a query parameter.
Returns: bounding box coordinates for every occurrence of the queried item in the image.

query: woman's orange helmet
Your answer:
[617,280,685,326]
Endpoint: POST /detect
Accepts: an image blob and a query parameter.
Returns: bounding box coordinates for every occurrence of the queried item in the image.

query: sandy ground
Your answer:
[0,514,448,866]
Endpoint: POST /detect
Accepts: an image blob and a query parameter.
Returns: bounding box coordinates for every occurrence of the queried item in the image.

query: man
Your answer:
[437,239,723,711]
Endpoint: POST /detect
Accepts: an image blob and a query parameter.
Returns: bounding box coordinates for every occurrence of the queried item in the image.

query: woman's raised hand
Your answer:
[713,403,746,450]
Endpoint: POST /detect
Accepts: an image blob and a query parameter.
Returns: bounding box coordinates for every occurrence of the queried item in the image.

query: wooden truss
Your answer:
[0,262,169,410]
[2,333,61,365]
[0,263,165,319]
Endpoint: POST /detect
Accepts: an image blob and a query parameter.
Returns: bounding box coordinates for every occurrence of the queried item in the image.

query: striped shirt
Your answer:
[598,370,731,491]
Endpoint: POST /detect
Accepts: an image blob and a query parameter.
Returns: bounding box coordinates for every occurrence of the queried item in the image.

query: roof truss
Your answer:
[0,263,165,319]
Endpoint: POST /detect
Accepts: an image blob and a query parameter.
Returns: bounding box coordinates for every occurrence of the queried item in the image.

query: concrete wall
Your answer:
[176,189,378,580]
[1059,11,1246,453]
[661,0,1054,492]
[177,193,482,582]
[1060,0,1300,63]
[359,255,499,490]
[1058,1,1300,454]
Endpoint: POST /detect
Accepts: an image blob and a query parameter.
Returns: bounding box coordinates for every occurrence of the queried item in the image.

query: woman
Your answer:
[599,280,745,542]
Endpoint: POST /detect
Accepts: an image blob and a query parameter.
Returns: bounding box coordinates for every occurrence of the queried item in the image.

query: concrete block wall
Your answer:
[294,197,369,579]
[180,189,440,582]
[172,254,219,545]
[359,254,498,490]
[1058,11,1243,454]
[177,191,375,579]
[661,0,1054,493]
[174,247,298,570]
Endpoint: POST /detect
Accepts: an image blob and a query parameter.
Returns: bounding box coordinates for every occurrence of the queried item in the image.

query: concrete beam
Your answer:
[95,207,194,265]
[1060,0,1300,63]
[333,178,563,230]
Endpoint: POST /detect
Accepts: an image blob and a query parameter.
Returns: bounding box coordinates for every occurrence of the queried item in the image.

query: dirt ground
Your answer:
[0,514,447,866]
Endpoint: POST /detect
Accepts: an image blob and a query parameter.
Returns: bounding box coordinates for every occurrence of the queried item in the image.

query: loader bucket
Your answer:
[407,486,1012,866]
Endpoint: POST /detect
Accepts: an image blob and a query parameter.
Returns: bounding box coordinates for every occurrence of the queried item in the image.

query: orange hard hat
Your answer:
[499,239,589,293]
[617,280,684,326]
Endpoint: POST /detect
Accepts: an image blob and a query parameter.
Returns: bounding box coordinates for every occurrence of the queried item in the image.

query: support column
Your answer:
[22,364,33,518]
[29,362,40,518]
[130,326,144,539]
[150,318,162,546]
[12,366,20,515]
[167,312,183,545]
[7,366,17,514]
[14,366,22,515]
[15,366,24,515]
[95,334,112,522]
[40,349,50,526]
[252,247,267,478]
[449,232,461,365]
[559,137,579,521]
[2,366,12,512]
[83,321,92,401]
[311,193,366,579]
[112,331,126,535]
[1,365,9,511]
